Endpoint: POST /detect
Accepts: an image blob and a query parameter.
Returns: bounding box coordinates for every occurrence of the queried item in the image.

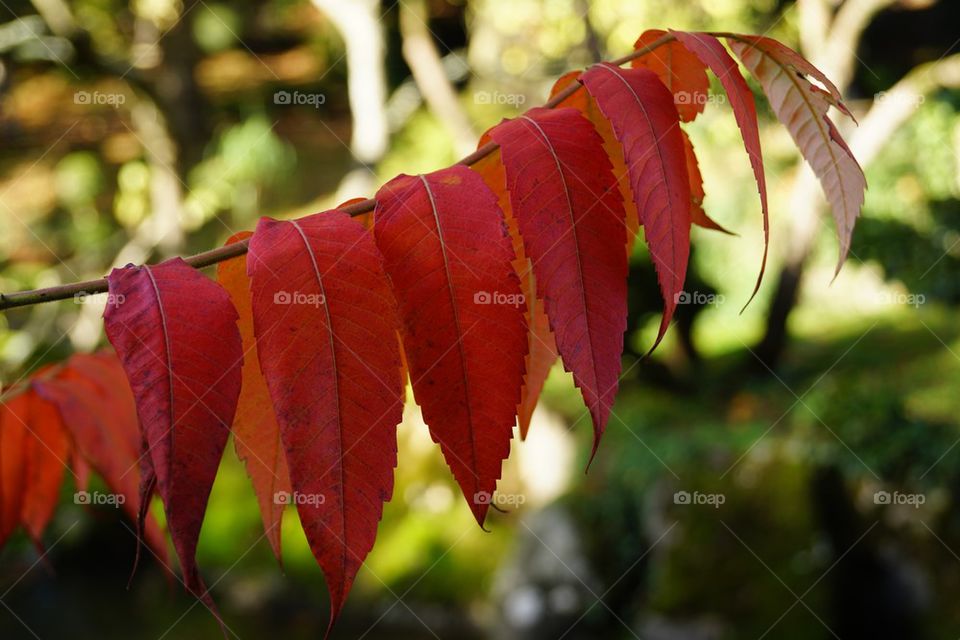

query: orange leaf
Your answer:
[20,392,70,544]
[632,29,710,122]
[216,231,292,564]
[0,392,28,547]
[471,146,558,440]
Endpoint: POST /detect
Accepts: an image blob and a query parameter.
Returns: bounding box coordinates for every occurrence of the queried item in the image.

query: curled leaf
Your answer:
[728,35,865,269]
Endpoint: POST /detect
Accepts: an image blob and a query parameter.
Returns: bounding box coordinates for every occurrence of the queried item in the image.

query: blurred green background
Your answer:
[2,0,960,638]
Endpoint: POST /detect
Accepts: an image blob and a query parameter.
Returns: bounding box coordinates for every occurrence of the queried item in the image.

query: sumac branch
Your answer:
[0,29,864,636]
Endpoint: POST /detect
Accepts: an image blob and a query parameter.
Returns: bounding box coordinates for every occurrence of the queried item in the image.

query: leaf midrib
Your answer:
[290,219,347,580]
[417,174,479,491]
[595,64,684,288]
[747,45,854,237]
[144,265,175,483]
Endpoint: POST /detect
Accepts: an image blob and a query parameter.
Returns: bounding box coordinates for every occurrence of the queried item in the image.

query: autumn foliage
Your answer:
[0,30,864,634]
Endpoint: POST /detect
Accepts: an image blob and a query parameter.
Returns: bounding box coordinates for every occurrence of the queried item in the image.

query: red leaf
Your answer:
[216,231,291,563]
[66,353,141,455]
[580,63,691,351]
[632,29,710,122]
[71,449,90,492]
[727,35,865,269]
[0,392,28,547]
[20,391,70,543]
[103,258,242,610]
[373,166,527,525]
[247,210,404,631]
[487,107,628,456]
[681,130,733,235]
[33,357,168,560]
[672,31,768,301]
[63,351,169,558]
[471,146,558,440]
